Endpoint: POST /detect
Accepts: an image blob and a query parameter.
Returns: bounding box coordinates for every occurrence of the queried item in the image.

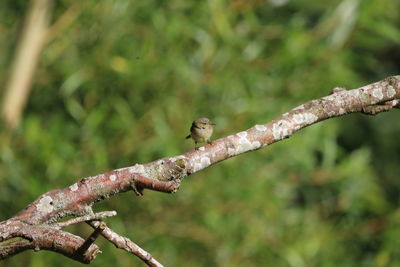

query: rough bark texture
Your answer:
[0,76,399,265]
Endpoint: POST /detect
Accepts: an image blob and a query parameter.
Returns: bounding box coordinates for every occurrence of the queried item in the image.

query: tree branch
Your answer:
[88,221,164,267]
[1,76,399,264]
[53,211,117,229]
[0,220,101,263]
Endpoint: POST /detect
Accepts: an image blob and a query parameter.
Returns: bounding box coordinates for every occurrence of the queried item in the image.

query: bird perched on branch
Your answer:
[186,117,216,149]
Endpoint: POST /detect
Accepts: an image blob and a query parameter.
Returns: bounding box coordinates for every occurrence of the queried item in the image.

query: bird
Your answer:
[186,117,216,149]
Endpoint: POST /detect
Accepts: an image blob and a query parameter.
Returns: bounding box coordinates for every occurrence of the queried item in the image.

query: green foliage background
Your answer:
[1,0,400,266]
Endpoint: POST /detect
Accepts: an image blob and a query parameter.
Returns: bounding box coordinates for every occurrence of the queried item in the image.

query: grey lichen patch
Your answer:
[255,124,267,132]
[379,81,389,90]
[225,137,237,157]
[324,89,361,110]
[327,109,337,116]
[227,147,236,156]
[69,183,78,191]
[54,192,69,210]
[251,141,262,149]
[293,113,318,125]
[129,164,146,175]
[237,138,252,153]
[323,93,342,103]
[109,174,117,181]
[387,86,396,98]
[98,174,106,179]
[359,84,375,94]
[144,158,187,181]
[192,156,211,172]
[146,164,167,181]
[237,131,248,138]
[225,130,262,156]
[346,89,361,98]
[91,182,106,195]
[36,196,54,213]
[372,88,384,99]
[272,120,291,140]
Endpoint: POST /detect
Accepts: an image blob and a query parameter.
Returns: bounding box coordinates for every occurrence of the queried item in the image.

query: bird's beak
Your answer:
[210,122,216,125]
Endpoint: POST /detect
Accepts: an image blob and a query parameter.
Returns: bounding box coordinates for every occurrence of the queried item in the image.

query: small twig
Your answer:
[75,221,106,256]
[88,221,164,267]
[130,180,144,196]
[132,174,181,195]
[362,105,392,115]
[362,99,400,115]
[53,211,117,229]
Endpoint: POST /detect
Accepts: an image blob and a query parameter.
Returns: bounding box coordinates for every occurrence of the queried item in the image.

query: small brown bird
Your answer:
[186,117,216,149]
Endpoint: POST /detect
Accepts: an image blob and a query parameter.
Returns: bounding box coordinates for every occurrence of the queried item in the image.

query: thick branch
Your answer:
[10,76,400,225]
[0,220,101,263]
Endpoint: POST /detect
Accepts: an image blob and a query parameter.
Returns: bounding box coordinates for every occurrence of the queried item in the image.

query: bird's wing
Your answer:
[191,122,201,130]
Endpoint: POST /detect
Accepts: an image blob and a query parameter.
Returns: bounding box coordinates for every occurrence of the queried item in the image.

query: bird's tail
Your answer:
[185,134,191,139]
